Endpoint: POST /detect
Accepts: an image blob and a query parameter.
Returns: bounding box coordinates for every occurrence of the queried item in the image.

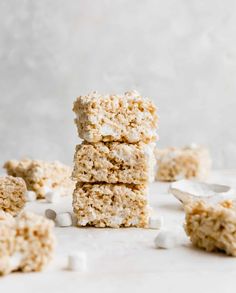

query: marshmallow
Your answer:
[9,252,23,271]
[25,191,37,202]
[67,252,87,272]
[149,215,164,229]
[154,230,179,249]
[56,212,72,227]
[45,209,57,221]
[45,191,61,203]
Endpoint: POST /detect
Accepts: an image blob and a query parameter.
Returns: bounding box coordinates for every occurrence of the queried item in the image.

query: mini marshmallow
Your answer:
[45,191,61,203]
[149,215,164,229]
[9,252,23,271]
[56,212,72,227]
[45,209,57,221]
[25,191,37,202]
[154,230,179,249]
[67,252,87,272]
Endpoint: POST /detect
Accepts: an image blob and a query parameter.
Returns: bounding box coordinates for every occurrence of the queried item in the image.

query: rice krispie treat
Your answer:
[73,90,158,143]
[184,200,236,256]
[155,144,211,182]
[72,142,156,184]
[73,183,149,228]
[0,211,55,275]
[0,176,26,216]
[4,159,75,199]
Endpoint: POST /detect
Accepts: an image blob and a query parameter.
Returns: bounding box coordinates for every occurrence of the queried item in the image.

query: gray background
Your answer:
[0,0,236,168]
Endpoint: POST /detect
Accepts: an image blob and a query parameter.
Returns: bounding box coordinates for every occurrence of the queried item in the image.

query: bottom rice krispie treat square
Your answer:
[0,176,26,216]
[155,144,211,182]
[0,211,55,275]
[4,159,75,199]
[184,200,236,256]
[73,183,149,228]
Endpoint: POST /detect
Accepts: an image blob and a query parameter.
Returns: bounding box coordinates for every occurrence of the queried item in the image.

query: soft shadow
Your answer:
[158,202,183,213]
[183,243,230,258]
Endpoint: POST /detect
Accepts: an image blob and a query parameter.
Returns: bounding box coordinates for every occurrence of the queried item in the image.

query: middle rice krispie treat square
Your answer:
[155,145,211,182]
[72,142,156,184]
[73,183,149,228]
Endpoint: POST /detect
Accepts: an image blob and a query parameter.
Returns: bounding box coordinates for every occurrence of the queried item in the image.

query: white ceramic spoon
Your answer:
[169,179,235,204]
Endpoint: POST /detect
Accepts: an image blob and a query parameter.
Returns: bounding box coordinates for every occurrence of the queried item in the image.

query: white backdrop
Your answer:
[0,0,236,168]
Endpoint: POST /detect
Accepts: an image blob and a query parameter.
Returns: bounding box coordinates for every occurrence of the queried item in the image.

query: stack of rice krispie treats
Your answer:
[72,90,158,228]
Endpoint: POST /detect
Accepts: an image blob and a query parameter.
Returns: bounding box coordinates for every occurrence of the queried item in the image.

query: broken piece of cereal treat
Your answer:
[184,200,236,256]
[0,211,55,275]
[0,211,16,275]
[0,176,26,216]
[73,90,158,143]
[73,182,149,228]
[72,141,156,184]
[3,159,75,199]
[155,144,211,182]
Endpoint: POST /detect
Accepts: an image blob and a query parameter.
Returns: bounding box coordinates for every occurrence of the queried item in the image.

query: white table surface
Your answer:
[1,170,236,293]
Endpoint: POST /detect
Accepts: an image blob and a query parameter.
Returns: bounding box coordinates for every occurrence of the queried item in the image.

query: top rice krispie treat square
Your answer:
[73,90,158,143]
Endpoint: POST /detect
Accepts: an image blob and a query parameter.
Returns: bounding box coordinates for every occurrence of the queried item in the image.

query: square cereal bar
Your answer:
[0,176,26,216]
[0,211,55,275]
[73,183,149,228]
[184,200,236,256]
[72,142,156,184]
[155,144,211,182]
[4,159,75,199]
[73,90,158,143]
